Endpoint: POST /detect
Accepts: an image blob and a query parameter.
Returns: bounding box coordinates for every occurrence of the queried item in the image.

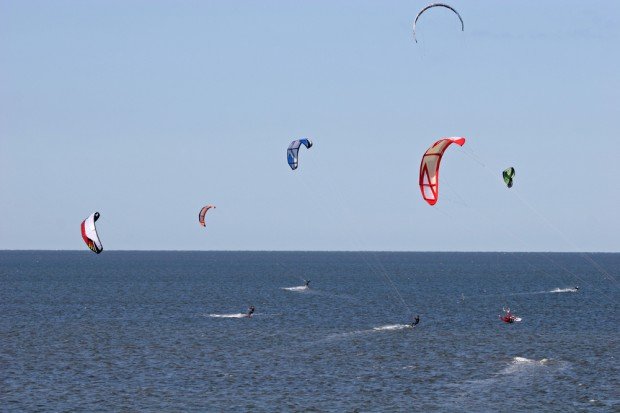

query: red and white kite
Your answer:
[419,137,465,205]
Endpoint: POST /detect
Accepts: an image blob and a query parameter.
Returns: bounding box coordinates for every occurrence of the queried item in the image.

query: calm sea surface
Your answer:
[1,251,618,412]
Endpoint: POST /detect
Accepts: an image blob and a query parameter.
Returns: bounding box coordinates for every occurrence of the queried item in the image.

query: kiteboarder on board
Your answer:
[410,315,420,328]
[304,280,310,288]
[247,306,255,318]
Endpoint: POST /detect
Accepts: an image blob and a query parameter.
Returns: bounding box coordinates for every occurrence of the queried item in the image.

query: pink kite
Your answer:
[198,205,216,227]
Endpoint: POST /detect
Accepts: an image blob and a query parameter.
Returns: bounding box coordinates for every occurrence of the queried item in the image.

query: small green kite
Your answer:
[503,167,515,188]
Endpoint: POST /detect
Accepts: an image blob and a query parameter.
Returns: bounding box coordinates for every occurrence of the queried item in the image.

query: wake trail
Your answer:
[282,285,309,292]
[280,285,357,302]
[318,323,414,343]
[550,287,579,293]
[462,287,580,300]
[207,313,247,319]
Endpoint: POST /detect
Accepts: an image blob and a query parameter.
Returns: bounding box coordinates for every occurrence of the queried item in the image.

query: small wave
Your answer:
[208,313,247,318]
[550,287,578,293]
[513,357,548,364]
[322,329,369,342]
[501,356,549,375]
[282,285,308,292]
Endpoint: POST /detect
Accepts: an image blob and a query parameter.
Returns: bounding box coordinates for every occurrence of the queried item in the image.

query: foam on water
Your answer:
[501,356,550,375]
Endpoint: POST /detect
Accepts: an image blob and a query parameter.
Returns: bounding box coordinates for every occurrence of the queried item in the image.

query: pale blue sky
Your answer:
[1,1,618,251]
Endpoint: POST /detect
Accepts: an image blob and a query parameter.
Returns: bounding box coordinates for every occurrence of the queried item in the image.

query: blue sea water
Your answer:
[1,251,618,412]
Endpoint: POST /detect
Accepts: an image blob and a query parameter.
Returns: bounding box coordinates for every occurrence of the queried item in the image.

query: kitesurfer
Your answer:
[500,307,515,323]
[411,315,420,327]
[500,314,514,323]
[247,306,255,318]
[304,280,310,288]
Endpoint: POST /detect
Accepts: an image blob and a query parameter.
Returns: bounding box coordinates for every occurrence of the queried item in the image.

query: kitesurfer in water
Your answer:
[411,315,420,327]
[501,314,514,323]
[304,280,310,288]
[247,306,255,318]
[500,307,515,323]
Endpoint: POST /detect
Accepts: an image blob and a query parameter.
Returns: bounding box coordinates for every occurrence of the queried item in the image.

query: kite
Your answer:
[287,138,313,170]
[503,167,515,188]
[199,205,216,227]
[81,212,103,254]
[419,137,466,205]
[413,3,464,43]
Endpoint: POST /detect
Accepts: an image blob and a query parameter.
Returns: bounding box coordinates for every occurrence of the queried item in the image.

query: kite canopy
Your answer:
[81,212,103,254]
[413,3,464,43]
[198,205,216,227]
[503,167,516,188]
[287,138,313,170]
[419,137,466,205]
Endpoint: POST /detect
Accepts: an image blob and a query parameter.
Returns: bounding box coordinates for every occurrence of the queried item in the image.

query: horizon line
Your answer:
[0,249,617,254]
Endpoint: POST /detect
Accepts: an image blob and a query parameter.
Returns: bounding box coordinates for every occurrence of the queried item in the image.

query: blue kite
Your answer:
[287,138,313,170]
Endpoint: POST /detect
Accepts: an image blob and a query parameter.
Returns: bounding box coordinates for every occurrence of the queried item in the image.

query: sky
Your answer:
[1,1,619,252]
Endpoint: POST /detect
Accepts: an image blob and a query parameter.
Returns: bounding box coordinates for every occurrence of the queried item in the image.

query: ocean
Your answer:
[1,251,618,412]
